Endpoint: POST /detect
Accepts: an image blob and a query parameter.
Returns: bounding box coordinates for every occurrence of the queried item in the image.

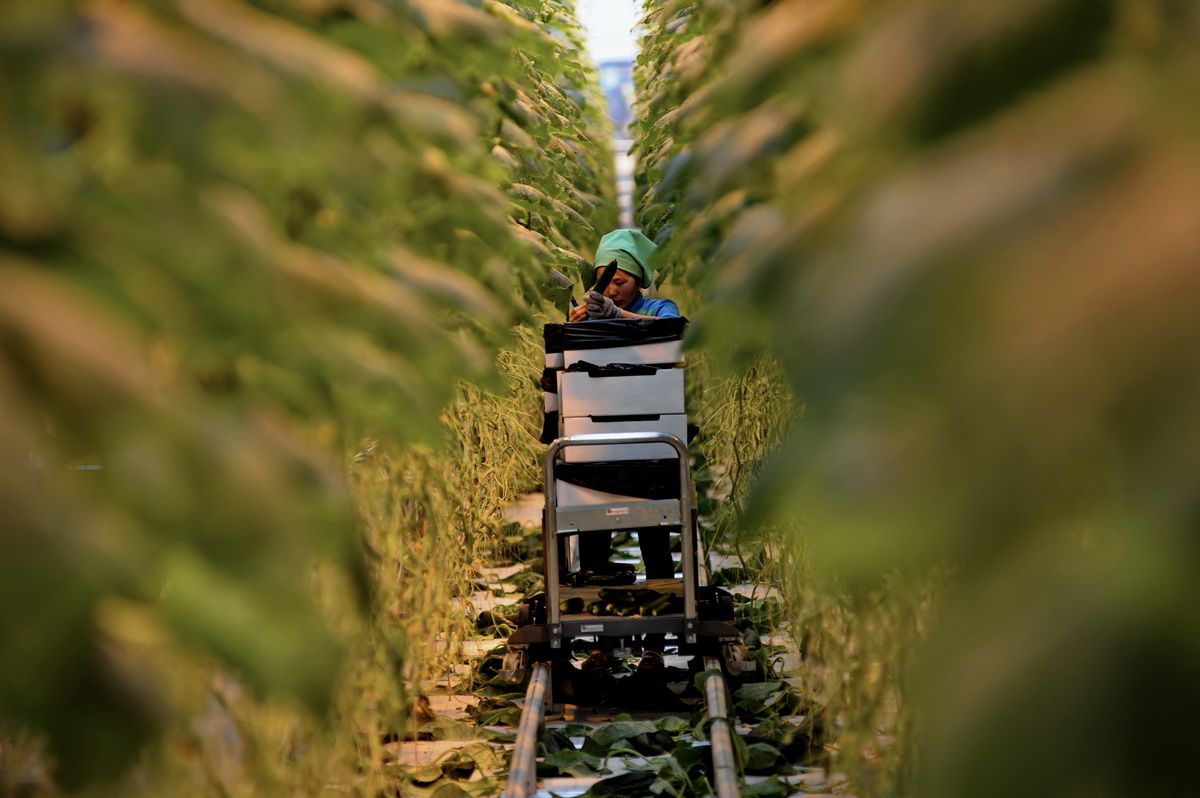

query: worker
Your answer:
[568,229,680,322]
[572,229,678,675]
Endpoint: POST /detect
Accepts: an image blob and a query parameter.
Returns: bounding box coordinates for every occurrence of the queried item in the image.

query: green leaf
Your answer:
[655,715,690,733]
[422,719,485,741]
[744,741,783,774]
[160,549,343,711]
[429,784,473,798]
[742,776,791,797]
[734,680,784,708]
[539,747,609,777]
[540,728,575,753]
[439,742,505,776]
[581,720,659,755]
[584,770,658,797]
[471,704,521,726]
[408,763,445,785]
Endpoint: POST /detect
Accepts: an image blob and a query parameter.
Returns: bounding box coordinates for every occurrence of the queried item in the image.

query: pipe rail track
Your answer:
[703,656,740,798]
[504,662,552,798]
[502,433,751,796]
[502,659,742,798]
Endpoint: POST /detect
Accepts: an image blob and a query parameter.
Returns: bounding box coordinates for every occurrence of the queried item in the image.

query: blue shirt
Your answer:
[626,295,680,318]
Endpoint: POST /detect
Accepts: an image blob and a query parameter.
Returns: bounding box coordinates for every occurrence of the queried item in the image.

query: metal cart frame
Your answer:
[502,431,752,682]
[543,431,699,649]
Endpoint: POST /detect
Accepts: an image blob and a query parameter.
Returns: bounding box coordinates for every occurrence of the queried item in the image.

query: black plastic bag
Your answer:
[564,360,660,377]
[543,317,688,353]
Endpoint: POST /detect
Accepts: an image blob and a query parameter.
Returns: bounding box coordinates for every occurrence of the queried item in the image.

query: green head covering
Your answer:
[592,229,657,287]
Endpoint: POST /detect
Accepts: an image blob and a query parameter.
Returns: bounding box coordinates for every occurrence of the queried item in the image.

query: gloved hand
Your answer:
[585,290,621,319]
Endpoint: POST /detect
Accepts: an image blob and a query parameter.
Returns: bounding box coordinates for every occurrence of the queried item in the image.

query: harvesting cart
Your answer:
[500,318,754,687]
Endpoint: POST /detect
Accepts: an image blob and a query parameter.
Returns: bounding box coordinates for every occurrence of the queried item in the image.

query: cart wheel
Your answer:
[724,641,766,687]
[692,641,763,687]
[696,586,735,621]
[517,594,546,628]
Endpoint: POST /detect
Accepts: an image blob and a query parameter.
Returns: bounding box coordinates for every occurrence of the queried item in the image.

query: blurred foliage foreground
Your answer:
[1,0,614,793]
[632,0,1200,795]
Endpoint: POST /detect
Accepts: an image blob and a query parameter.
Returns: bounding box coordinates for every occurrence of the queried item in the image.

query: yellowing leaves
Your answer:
[178,0,385,100]
[203,186,431,327]
[83,0,283,113]
[636,1,1200,795]
[507,220,553,256]
[389,245,505,321]
[0,0,617,789]
[0,257,154,402]
[404,0,506,42]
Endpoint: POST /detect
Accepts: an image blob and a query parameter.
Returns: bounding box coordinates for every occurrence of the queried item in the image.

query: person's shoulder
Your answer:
[644,297,681,318]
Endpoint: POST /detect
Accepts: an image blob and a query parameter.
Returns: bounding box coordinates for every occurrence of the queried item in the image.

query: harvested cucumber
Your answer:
[640,594,673,615]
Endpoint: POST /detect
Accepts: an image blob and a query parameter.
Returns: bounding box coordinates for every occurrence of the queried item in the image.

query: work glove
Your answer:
[585,290,621,319]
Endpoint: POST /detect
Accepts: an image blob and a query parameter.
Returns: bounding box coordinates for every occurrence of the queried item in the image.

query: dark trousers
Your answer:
[580,529,674,578]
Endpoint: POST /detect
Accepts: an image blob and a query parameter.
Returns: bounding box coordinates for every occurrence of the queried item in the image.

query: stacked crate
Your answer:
[542,318,688,508]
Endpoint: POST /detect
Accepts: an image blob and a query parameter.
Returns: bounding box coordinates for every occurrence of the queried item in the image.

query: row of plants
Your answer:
[0,0,615,794]
[633,0,1200,795]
